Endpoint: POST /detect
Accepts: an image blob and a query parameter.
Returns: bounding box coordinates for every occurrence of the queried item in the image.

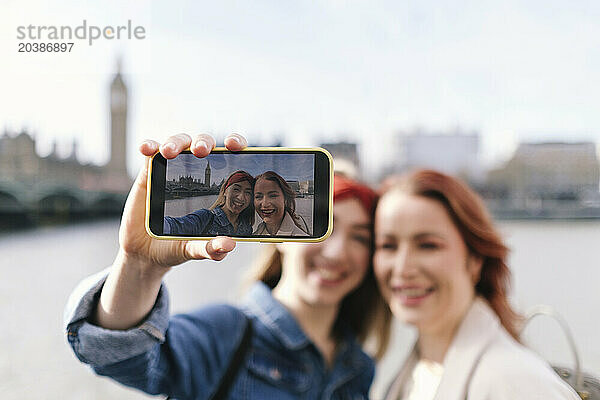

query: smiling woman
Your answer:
[253,170,309,236]
[63,133,392,399]
[163,170,255,236]
[374,169,579,400]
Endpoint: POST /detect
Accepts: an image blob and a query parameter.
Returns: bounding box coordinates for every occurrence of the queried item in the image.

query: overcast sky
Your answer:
[2,0,599,179]
[166,153,314,183]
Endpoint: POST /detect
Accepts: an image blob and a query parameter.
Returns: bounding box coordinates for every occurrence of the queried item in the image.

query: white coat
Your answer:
[384,297,580,400]
[253,211,309,236]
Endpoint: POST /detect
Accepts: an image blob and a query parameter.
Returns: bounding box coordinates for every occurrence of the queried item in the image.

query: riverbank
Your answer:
[1,219,598,399]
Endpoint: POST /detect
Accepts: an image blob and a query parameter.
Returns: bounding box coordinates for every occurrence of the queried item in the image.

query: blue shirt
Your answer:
[164,206,252,236]
[64,271,374,400]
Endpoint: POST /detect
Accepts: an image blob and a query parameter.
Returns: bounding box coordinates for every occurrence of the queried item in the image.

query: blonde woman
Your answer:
[64,133,391,399]
[164,170,255,236]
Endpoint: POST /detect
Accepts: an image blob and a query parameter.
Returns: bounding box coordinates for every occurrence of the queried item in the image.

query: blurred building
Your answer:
[394,129,483,183]
[286,180,301,194]
[487,142,600,204]
[298,180,314,195]
[0,61,132,223]
[320,141,360,178]
[0,63,131,192]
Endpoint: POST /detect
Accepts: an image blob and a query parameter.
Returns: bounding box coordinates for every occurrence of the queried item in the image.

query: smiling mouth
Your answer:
[260,208,276,216]
[393,287,435,299]
[317,267,344,281]
[232,200,245,208]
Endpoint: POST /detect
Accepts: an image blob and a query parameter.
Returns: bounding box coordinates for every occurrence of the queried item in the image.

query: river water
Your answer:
[0,219,598,399]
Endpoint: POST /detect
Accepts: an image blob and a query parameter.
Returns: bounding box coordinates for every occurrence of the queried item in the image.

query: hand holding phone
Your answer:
[118,134,244,271]
[93,133,243,331]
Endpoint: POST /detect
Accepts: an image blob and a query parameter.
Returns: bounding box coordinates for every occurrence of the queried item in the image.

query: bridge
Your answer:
[0,179,128,229]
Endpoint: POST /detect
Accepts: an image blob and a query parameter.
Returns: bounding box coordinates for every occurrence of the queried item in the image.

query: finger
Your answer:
[191,134,217,158]
[132,155,150,191]
[206,237,236,259]
[119,155,151,239]
[184,236,236,261]
[139,139,160,157]
[224,133,248,151]
[159,133,192,159]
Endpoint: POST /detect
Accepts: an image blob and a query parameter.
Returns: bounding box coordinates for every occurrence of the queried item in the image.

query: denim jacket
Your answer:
[164,206,253,236]
[64,271,374,400]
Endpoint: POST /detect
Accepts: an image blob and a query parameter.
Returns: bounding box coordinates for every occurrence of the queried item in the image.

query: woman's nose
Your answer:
[392,246,417,278]
[320,231,345,260]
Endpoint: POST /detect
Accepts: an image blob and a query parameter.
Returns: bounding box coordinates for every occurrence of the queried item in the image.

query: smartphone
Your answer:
[146,147,333,242]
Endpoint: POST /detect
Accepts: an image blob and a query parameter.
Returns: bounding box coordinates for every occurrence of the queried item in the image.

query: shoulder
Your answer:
[191,208,213,219]
[281,212,309,236]
[289,218,309,236]
[469,330,579,399]
[291,225,309,236]
[353,346,375,379]
[172,303,248,333]
[238,218,253,235]
[340,342,376,395]
[168,304,250,352]
[338,325,376,381]
[253,222,267,235]
[165,304,251,374]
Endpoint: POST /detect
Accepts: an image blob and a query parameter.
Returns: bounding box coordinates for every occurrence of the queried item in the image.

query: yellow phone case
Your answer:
[145,147,333,243]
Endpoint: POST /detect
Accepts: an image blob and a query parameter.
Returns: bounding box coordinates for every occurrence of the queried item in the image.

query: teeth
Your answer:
[317,268,343,280]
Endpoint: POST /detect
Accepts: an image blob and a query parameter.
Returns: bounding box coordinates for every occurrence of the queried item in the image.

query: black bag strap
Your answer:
[209,313,252,400]
[167,312,252,400]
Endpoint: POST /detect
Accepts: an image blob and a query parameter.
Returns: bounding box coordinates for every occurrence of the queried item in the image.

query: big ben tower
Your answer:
[109,58,128,174]
[205,161,211,187]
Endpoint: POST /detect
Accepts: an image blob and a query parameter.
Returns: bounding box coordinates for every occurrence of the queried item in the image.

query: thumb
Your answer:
[184,236,236,261]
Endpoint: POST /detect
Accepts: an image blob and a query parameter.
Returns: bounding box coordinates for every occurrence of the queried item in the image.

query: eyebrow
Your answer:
[333,220,372,231]
[351,223,372,231]
[413,232,446,240]
[378,232,446,240]
[254,190,279,195]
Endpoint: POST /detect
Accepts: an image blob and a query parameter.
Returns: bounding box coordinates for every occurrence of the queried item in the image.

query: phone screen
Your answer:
[147,148,332,241]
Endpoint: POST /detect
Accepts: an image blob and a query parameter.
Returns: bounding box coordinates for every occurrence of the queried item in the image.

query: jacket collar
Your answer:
[213,206,251,233]
[212,206,232,227]
[385,297,501,400]
[434,297,500,400]
[242,282,368,371]
[278,212,301,235]
[255,212,308,236]
[243,282,311,350]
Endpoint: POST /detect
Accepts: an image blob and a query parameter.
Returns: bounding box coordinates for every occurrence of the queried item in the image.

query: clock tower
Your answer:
[109,58,128,174]
[205,161,211,187]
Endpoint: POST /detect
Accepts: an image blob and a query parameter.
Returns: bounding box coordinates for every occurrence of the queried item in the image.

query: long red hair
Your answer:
[380,169,522,340]
[246,174,392,359]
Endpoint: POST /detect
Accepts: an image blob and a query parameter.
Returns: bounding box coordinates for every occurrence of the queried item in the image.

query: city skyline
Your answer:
[3,0,600,180]
[165,152,315,183]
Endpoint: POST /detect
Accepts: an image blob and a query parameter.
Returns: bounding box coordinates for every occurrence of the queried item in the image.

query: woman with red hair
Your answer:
[374,169,578,399]
[163,170,255,236]
[64,133,391,399]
